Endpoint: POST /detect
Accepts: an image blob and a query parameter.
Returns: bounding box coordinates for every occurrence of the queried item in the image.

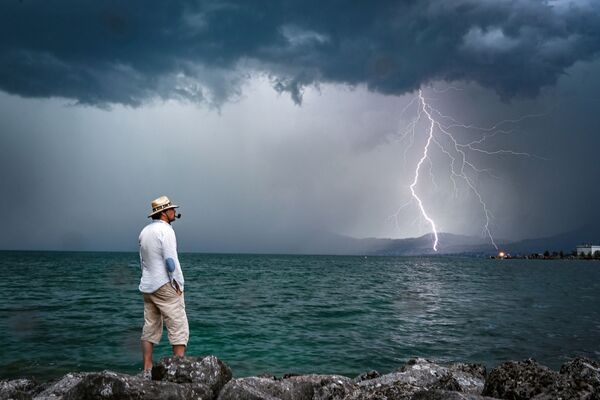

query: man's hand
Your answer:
[172,279,182,296]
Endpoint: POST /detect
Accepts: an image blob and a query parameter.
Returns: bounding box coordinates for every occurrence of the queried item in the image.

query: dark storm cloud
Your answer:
[1,0,599,106]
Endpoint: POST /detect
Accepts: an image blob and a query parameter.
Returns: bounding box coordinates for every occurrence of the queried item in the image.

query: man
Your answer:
[138,195,188,377]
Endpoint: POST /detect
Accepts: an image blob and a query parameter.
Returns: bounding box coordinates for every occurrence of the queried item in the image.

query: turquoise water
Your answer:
[1,251,599,381]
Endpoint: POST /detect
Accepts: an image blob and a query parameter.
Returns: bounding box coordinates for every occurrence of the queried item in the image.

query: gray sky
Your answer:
[1,0,599,252]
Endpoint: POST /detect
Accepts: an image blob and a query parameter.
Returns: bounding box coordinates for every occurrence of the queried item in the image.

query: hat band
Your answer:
[152,202,172,212]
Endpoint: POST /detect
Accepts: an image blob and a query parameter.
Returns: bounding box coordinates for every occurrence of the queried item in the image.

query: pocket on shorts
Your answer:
[168,282,183,296]
[155,282,178,300]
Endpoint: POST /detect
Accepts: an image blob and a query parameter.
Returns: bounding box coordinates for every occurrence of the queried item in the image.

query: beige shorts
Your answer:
[141,283,189,346]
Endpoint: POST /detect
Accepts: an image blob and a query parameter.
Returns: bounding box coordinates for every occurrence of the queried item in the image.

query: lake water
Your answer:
[1,251,599,381]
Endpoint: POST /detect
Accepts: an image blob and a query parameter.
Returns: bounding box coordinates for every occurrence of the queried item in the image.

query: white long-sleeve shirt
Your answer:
[138,220,185,293]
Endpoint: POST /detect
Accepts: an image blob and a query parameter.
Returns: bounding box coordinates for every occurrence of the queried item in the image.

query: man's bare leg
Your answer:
[172,345,186,357]
[142,340,154,370]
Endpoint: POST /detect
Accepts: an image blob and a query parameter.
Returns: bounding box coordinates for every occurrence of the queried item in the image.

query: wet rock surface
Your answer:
[1,355,599,399]
[411,390,498,399]
[152,355,232,398]
[217,376,304,400]
[352,370,380,383]
[217,374,355,400]
[349,357,487,399]
[482,358,598,400]
[341,358,488,400]
[560,357,600,393]
[0,378,37,400]
[33,373,88,400]
[62,371,192,400]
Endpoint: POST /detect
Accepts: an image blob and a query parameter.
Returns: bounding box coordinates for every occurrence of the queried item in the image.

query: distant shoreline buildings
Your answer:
[576,244,600,256]
[493,243,600,260]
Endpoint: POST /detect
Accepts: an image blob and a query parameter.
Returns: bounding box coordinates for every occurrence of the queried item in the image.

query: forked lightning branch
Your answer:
[395,88,545,252]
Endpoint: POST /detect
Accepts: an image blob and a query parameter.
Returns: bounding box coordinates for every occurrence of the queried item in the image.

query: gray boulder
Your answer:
[446,363,487,393]
[285,375,356,400]
[217,377,302,400]
[344,380,422,400]
[560,357,600,395]
[152,355,232,399]
[482,358,592,400]
[25,355,232,400]
[353,358,486,395]
[62,370,195,400]
[0,379,37,400]
[217,374,355,400]
[33,373,88,400]
[412,390,499,399]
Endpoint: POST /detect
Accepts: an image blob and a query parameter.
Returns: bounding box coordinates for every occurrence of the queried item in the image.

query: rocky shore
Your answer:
[1,355,599,400]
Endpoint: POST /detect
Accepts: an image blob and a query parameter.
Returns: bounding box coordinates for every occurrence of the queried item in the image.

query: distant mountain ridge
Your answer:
[302,224,600,256]
[501,224,600,255]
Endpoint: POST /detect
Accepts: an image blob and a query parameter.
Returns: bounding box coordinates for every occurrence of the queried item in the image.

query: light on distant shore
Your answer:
[498,251,506,259]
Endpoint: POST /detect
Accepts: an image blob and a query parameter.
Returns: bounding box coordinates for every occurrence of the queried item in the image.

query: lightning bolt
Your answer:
[396,87,546,252]
[409,90,439,251]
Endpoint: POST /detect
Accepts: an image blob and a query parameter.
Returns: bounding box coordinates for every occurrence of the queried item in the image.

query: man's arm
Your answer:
[163,230,180,271]
[162,229,182,294]
[165,257,176,273]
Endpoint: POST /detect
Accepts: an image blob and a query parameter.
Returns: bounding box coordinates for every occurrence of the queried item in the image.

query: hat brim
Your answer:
[148,204,179,218]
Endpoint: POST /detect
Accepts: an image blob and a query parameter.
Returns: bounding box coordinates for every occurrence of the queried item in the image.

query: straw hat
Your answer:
[148,195,179,217]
